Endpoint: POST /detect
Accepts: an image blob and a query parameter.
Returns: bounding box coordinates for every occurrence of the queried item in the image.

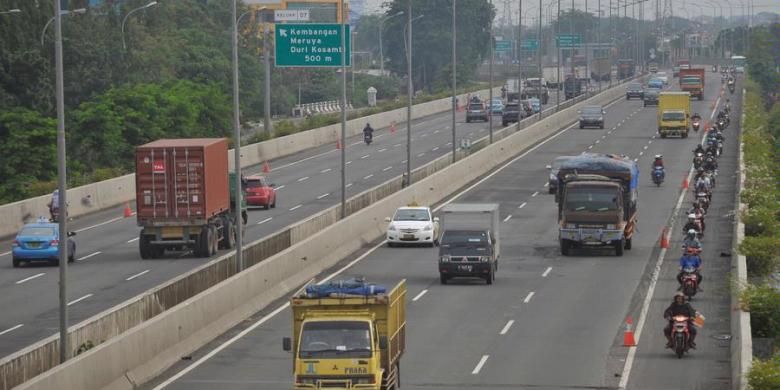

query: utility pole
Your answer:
[264,23,272,134]
[231,0,243,272]
[518,0,523,126]
[340,0,347,218]
[406,0,412,186]
[452,0,457,159]
[538,0,543,119]
[489,0,495,142]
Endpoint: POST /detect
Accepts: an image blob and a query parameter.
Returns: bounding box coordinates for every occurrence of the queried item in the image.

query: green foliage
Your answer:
[747,356,780,390]
[740,236,780,278]
[740,283,780,340]
[747,24,780,102]
[0,108,57,203]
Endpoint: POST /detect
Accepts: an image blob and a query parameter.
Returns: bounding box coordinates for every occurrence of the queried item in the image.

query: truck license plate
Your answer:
[458,265,472,272]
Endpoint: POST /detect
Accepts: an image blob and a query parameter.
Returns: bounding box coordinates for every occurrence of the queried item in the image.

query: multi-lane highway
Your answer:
[0,98,556,356]
[143,70,738,389]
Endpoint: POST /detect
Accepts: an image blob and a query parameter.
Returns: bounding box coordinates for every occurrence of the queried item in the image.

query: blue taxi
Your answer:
[12,219,76,267]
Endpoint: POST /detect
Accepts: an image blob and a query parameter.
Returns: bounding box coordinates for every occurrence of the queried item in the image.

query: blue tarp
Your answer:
[304,278,387,298]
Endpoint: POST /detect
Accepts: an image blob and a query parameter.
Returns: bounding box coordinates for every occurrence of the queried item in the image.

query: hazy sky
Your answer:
[360,0,779,22]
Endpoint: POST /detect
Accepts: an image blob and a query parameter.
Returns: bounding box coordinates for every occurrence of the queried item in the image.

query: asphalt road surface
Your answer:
[0,99,551,357]
[144,71,737,390]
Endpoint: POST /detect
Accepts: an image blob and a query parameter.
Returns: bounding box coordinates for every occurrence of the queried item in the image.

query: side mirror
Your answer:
[384,217,392,223]
[67,231,76,237]
[602,110,606,115]
[433,217,440,223]
[282,337,292,352]
[379,336,388,350]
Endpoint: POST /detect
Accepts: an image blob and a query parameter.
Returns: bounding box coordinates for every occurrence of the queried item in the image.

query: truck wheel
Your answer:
[221,218,235,250]
[560,240,571,256]
[196,228,210,258]
[209,225,218,256]
[615,240,625,256]
[139,235,152,259]
[625,238,633,250]
[439,274,448,285]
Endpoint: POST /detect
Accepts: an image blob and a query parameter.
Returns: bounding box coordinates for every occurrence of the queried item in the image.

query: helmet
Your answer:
[654,154,662,159]
[688,213,696,220]
[674,292,686,301]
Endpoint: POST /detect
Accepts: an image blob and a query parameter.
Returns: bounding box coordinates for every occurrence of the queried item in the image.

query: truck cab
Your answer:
[658,91,691,138]
[438,204,500,285]
[284,279,406,390]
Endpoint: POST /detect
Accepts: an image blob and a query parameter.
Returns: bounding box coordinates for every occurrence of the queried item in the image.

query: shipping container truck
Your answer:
[135,138,244,259]
[590,58,611,81]
[555,153,639,256]
[438,203,500,285]
[678,68,705,100]
[617,59,635,79]
[504,78,521,102]
[520,78,549,104]
[283,279,407,390]
[657,92,691,138]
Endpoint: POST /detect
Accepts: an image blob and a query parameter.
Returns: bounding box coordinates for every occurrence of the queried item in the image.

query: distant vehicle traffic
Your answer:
[579,105,606,129]
[244,175,276,209]
[385,206,439,247]
[655,71,669,85]
[648,78,664,89]
[658,92,691,138]
[466,102,488,123]
[617,59,636,79]
[489,98,504,115]
[12,220,76,267]
[527,97,541,113]
[626,82,644,100]
[502,102,523,126]
[643,88,660,107]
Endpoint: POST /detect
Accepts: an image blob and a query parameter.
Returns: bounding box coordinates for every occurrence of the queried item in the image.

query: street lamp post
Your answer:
[230,0,244,271]
[537,0,542,119]
[121,1,158,50]
[264,22,272,135]
[404,10,423,186]
[452,0,458,158]
[41,8,87,46]
[379,11,404,76]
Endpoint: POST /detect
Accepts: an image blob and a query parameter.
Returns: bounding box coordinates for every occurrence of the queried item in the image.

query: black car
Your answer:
[579,105,605,129]
[626,83,644,100]
[501,102,524,126]
[643,88,660,107]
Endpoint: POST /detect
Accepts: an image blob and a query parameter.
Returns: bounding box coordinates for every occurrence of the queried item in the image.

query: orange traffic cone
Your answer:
[262,161,271,173]
[123,202,133,218]
[623,316,637,346]
[336,139,341,149]
[682,175,689,190]
[390,121,397,134]
[660,227,670,249]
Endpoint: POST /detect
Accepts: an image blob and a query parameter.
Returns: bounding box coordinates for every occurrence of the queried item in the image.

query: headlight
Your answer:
[355,377,375,385]
[549,173,556,181]
[388,224,396,231]
[606,224,617,230]
[565,223,577,229]
[599,117,604,121]
[440,255,450,262]
[423,224,432,231]
[480,256,490,263]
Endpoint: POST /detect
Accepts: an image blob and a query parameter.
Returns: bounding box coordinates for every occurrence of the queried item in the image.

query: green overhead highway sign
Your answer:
[556,34,582,48]
[495,40,511,52]
[275,23,351,67]
[521,39,539,50]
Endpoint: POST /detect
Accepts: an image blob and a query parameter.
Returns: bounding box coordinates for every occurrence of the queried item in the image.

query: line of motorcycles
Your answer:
[666,100,732,358]
[720,67,737,94]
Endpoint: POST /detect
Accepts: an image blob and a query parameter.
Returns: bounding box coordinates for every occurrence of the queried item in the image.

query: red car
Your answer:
[244,175,276,209]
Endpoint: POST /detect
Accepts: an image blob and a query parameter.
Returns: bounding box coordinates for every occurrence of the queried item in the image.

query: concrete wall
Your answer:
[0,88,497,239]
[730,87,751,390]
[12,80,629,390]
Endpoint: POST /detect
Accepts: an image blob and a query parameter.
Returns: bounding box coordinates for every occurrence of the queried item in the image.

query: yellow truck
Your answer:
[657,92,691,138]
[283,279,407,390]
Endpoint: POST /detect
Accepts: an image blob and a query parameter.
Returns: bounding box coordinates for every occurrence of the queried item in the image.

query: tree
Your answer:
[0,108,57,203]
[382,0,494,92]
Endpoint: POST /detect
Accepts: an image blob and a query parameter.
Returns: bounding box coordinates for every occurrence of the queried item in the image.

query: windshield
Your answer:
[628,83,641,90]
[505,104,519,111]
[299,321,372,359]
[440,230,489,246]
[245,179,266,188]
[662,112,686,121]
[20,227,55,237]
[582,107,602,115]
[565,189,619,212]
[681,77,700,84]
[393,209,430,222]
[469,103,483,110]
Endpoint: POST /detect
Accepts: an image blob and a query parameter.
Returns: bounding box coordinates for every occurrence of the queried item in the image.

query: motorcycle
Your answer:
[712,65,717,72]
[363,132,373,145]
[693,153,704,169]
[716,118,727,131]
[692,118,701,132]
[50,207,60,223]
[728,83,735,94]
[681,266,699,300]
[695,192,710,212]
[670,315,693,358]
[652,166,665,186]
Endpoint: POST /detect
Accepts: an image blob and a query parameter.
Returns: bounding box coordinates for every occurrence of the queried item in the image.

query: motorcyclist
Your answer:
[703,154,718,172]
[652,154,664,169]
[677,248,703,291]
[724,99,731,113]
[682,213,703,236]
[694,167,707,182]
[682,229,702,252]
[693,144,705,155]
[47,189,67,221]
[691,112,701,122]
[664,293,698,348]
[362,123,374,142]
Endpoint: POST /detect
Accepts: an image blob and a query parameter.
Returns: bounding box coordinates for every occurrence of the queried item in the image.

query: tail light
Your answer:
[50,239,59,246]
[12,239,18,247]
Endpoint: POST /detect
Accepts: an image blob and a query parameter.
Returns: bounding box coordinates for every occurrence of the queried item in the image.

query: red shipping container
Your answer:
[135,138,229,225]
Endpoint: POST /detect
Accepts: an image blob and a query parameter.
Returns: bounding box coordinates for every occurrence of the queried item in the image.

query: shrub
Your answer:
[747,356,780,389]
[740,283,780,339]
[740,236,780,278]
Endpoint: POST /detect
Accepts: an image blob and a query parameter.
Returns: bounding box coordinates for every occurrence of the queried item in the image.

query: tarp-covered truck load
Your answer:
[555,153,639,256]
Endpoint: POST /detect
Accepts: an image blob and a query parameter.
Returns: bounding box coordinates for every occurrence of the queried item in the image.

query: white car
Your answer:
[655,72,669,85]
[385,206,439,247]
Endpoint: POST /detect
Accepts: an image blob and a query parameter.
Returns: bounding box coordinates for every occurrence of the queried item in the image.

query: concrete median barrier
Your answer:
[10,78,631,390]
[0,88,497,239]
